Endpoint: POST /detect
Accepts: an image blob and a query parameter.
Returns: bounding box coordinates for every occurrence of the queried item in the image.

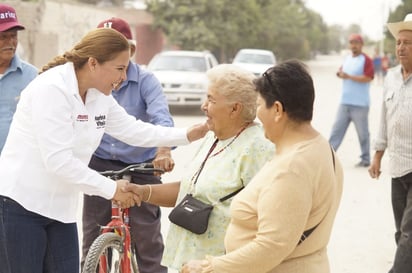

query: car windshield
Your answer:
[150,55,207,72]
[235,53,273,64]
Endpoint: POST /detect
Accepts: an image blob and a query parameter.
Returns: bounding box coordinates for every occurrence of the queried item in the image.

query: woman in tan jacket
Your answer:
[182,59,344,273]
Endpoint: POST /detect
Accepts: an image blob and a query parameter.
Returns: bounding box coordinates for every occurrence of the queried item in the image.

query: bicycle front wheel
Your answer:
[82,232,139,273]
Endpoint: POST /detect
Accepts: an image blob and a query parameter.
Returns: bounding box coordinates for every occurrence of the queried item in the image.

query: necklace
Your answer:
[190,122,251,186]
[210,123,250,157]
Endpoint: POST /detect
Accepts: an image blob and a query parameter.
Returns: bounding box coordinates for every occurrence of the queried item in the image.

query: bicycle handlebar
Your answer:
[99,163,164,178]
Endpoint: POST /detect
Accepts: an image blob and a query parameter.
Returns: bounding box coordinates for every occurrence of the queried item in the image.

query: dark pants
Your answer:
[389,172,412,273]
[81,155,167,273]
[0,196,79,273]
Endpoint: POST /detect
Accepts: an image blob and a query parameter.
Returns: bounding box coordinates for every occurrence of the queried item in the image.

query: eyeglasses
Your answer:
[262,70,286,111]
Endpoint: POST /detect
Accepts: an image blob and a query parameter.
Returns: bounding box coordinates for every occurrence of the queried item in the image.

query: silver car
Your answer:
[147,50,219,106]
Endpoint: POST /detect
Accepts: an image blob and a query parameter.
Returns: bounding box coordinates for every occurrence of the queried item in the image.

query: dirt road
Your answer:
[78,54,396,273]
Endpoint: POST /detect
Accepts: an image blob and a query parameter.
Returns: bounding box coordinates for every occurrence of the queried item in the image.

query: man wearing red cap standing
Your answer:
[0,4,37,154]
[329,33,374,167]
[81,17,173,273]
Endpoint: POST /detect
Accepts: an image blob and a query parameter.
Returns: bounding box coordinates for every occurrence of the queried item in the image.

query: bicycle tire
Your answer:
[82,233,139,273]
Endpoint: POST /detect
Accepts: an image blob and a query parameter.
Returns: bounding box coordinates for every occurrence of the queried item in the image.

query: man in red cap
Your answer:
[81,17,173,273]
[329,33,374,168]
[0,4,37,154]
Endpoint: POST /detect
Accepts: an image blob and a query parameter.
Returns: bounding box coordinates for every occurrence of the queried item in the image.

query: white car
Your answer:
[147,50,219,106]
[232,48,277,76]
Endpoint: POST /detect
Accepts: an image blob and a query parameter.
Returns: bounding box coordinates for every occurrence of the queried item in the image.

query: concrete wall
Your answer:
[6,0,165,68]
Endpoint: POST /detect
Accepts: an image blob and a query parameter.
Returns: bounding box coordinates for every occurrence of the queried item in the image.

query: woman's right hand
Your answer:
[112,179,136,208]
[187,122,209,142]
[122,184,147,205]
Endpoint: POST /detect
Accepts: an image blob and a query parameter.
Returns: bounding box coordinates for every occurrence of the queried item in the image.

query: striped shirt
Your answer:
[373,64,412,178]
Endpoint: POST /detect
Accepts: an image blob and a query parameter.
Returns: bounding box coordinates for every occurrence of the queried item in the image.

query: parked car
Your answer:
[147,50,219,106]
[232,48,276,76]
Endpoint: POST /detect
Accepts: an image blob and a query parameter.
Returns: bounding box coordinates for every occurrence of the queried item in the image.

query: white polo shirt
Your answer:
[0,62,188,223]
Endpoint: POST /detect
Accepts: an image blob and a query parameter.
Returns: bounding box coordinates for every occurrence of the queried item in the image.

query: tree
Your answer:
[146,0,264,62]
[384,0,412,58]
[146,0,346,61]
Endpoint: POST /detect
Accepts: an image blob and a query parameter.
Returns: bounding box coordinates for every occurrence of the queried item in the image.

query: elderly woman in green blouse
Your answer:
[126,64,274,271]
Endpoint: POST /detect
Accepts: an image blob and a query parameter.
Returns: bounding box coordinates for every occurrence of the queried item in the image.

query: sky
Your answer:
[305,0,402,40]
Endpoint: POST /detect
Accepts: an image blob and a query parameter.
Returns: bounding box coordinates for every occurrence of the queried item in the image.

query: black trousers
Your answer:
[81,155,167,273]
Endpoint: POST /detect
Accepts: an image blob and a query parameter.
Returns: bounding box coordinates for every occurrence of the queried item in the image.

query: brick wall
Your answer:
[135,24,164,65]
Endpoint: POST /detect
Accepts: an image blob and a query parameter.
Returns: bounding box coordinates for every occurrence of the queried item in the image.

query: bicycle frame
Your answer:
[83,163,163,273]
[98,203,133,273]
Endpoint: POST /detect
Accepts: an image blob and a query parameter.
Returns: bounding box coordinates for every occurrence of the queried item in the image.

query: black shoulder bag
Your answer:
[169,130,247,235]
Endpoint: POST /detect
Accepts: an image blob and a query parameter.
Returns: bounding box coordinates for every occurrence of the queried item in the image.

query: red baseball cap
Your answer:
[0,4,25,32]
[97,17,133,40]
[349,33,363,44]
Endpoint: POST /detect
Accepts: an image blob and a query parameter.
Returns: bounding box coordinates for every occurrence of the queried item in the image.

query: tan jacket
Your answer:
[210,135,344,273]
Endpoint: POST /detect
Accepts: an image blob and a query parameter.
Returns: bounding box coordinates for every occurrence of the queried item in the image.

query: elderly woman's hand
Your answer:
[181,260,208,273]
[113,179,136,208]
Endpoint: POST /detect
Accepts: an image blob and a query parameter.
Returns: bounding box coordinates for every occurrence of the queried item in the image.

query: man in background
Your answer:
[0,3,37,154]
[369,13,412,273]
[329,33,374,167]
[81,17,174,273]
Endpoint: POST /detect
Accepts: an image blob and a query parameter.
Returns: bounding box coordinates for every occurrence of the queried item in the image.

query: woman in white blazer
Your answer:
[0,28,207,273]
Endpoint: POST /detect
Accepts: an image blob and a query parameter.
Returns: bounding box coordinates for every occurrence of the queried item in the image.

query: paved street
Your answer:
[78,54,396,273]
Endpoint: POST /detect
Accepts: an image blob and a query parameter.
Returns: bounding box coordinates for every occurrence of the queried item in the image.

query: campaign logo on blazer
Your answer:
[95,115,106,129]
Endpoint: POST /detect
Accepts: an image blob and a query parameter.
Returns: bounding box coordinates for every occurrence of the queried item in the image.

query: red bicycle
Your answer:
[82,163,163,273]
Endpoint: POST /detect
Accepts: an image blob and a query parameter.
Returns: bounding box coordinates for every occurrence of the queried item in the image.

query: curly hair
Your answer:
[206,64,258,122]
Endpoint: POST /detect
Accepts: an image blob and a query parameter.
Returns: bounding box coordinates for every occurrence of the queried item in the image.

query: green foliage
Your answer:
[384,0,412,57]
[145,0,377,62]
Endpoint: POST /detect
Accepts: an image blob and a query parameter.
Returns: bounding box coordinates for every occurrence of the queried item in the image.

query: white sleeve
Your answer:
[104,97,190,147]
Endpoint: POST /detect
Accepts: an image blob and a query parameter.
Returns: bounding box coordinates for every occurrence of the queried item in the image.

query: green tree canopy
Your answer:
[145,0,365,61]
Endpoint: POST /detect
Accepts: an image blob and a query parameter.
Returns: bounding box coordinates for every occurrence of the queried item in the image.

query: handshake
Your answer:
[111,180,147,208]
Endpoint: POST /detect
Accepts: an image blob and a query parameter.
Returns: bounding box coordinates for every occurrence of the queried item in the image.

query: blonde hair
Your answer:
[40,28,130,74]
[206,64,257,122]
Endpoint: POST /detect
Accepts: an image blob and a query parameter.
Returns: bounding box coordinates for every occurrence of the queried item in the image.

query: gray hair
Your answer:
[206,64,257,122]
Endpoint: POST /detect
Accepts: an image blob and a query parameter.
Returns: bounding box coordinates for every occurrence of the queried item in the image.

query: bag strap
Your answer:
[219,186,244,202]
[298,146,336,245]
[190,125,251,200]
[191,138,219,186]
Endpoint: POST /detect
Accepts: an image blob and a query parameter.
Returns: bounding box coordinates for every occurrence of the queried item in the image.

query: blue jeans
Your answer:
[329,104,370,163]
[389,172,412,273]
[0,196,79,273]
